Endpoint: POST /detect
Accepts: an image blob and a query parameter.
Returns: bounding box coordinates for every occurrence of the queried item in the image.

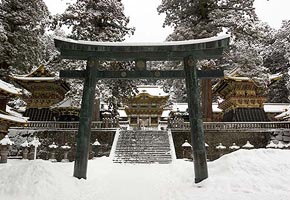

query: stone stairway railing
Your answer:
[113,130,172,164]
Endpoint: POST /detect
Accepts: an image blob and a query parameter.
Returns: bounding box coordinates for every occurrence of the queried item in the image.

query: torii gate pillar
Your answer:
[184,57,208,182]
[73,59,97,179]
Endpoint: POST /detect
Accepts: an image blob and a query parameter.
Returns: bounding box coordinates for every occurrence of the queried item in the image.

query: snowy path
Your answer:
[0,149,290,200]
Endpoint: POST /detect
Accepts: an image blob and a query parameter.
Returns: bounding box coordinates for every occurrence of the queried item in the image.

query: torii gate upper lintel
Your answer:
[54,35,230,183]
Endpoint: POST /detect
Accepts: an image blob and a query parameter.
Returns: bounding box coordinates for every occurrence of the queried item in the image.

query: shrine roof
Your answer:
[117,109,127,118]
[136,85,168,97]
[11,65,70,92]
[12,65,54,79]
[264,103,290,113]
[0,79,22,95]
[0,112,27,123]
[51,96,80,109]
[171,103,222,113]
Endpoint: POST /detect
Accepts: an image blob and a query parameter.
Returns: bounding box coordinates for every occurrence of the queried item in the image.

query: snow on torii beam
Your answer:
[54,35,230,183]
[54,35,229,61]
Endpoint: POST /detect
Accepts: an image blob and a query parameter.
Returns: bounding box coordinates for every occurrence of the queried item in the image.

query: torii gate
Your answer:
[54,35,230,183]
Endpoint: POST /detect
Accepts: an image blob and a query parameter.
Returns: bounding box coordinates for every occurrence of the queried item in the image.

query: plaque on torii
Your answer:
[54,35,230,183]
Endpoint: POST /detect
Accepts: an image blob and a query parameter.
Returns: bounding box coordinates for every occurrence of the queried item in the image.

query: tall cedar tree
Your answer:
[0,0,49,76]
[158,0,272,120]
[52,0,135,110]
[264,20,290,103]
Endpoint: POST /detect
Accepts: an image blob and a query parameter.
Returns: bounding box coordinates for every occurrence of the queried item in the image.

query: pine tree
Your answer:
[0,0,49,75]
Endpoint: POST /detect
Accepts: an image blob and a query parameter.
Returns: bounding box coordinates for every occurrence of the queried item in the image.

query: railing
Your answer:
[170,121,290,132]
[10,120,290,132]
[11,121,119,131]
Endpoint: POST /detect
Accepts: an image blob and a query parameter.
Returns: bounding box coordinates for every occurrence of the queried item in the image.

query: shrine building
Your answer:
[213,71,282,122]
[122,86,169,127]
[0,79,27,138]
[12,65,70,121]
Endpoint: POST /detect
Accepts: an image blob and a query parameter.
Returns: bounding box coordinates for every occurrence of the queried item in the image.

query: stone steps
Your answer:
[113,130,172,164]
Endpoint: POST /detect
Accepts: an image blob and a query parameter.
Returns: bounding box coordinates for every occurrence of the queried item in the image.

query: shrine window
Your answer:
[131,117,137,124]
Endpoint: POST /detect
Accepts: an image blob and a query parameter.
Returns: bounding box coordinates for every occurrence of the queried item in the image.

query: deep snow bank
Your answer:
[0,149,289,200]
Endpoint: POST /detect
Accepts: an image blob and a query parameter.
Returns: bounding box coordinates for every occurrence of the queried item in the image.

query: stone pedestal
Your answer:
[0,146,9,163]
[22,148,29,160]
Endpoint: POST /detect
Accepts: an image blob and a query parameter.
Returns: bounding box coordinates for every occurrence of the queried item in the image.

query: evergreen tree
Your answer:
[0,0,49,75]
[51,0,135,111]
[158,0,272,119]
[263,20,290,103]
[53,0,133,42]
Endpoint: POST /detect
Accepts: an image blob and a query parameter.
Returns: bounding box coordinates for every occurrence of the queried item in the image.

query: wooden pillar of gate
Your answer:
[73,59,97,179]
[184,56,208,183]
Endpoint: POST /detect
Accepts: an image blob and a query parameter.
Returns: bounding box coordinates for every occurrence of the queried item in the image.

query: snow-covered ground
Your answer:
[0,149,290,200]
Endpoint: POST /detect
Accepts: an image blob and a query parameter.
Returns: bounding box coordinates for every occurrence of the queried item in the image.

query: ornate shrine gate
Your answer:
[54,35,230,183]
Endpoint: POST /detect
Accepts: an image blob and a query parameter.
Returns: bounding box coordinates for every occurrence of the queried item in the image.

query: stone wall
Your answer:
[8,129,116,161]
[172,130,270,160]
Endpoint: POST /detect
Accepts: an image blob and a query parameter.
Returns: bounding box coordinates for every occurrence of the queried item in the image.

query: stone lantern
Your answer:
[181,140,192,159]
[277,141,285,149]
[0,135,14,163]
[48,142,58,162]
[61,143,71,162]
[29,137,41,160]
[266,141,277,149]
[92,139,101,157]
[242,141,254,149]
[229,143,240,152]
[20,140,29,159]
[216,143,226,157]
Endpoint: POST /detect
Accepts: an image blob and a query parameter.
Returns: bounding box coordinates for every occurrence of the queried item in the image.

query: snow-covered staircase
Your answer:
[113,130,173,164]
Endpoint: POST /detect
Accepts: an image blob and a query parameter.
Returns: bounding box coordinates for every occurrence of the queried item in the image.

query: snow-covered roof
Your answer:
[161,110,170,118]
[51,96,80,109]
[171,103,222,113]
[117,109,127,118]
[11,65,62,83]
[55,34,230,47]
[0,79,22,95]
[12,77,58,81]
[6,105,26,118]
[136,85,168,97]
[0,112,27,123]
[264,103,289,113]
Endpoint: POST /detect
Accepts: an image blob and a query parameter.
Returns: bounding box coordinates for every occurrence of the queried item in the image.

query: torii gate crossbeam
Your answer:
[54,35,230,183]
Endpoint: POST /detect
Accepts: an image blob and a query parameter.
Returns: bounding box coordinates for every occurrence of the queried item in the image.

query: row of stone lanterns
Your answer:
[181,140,256,159]
[266,141,290,149]
[1,136,102,163]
